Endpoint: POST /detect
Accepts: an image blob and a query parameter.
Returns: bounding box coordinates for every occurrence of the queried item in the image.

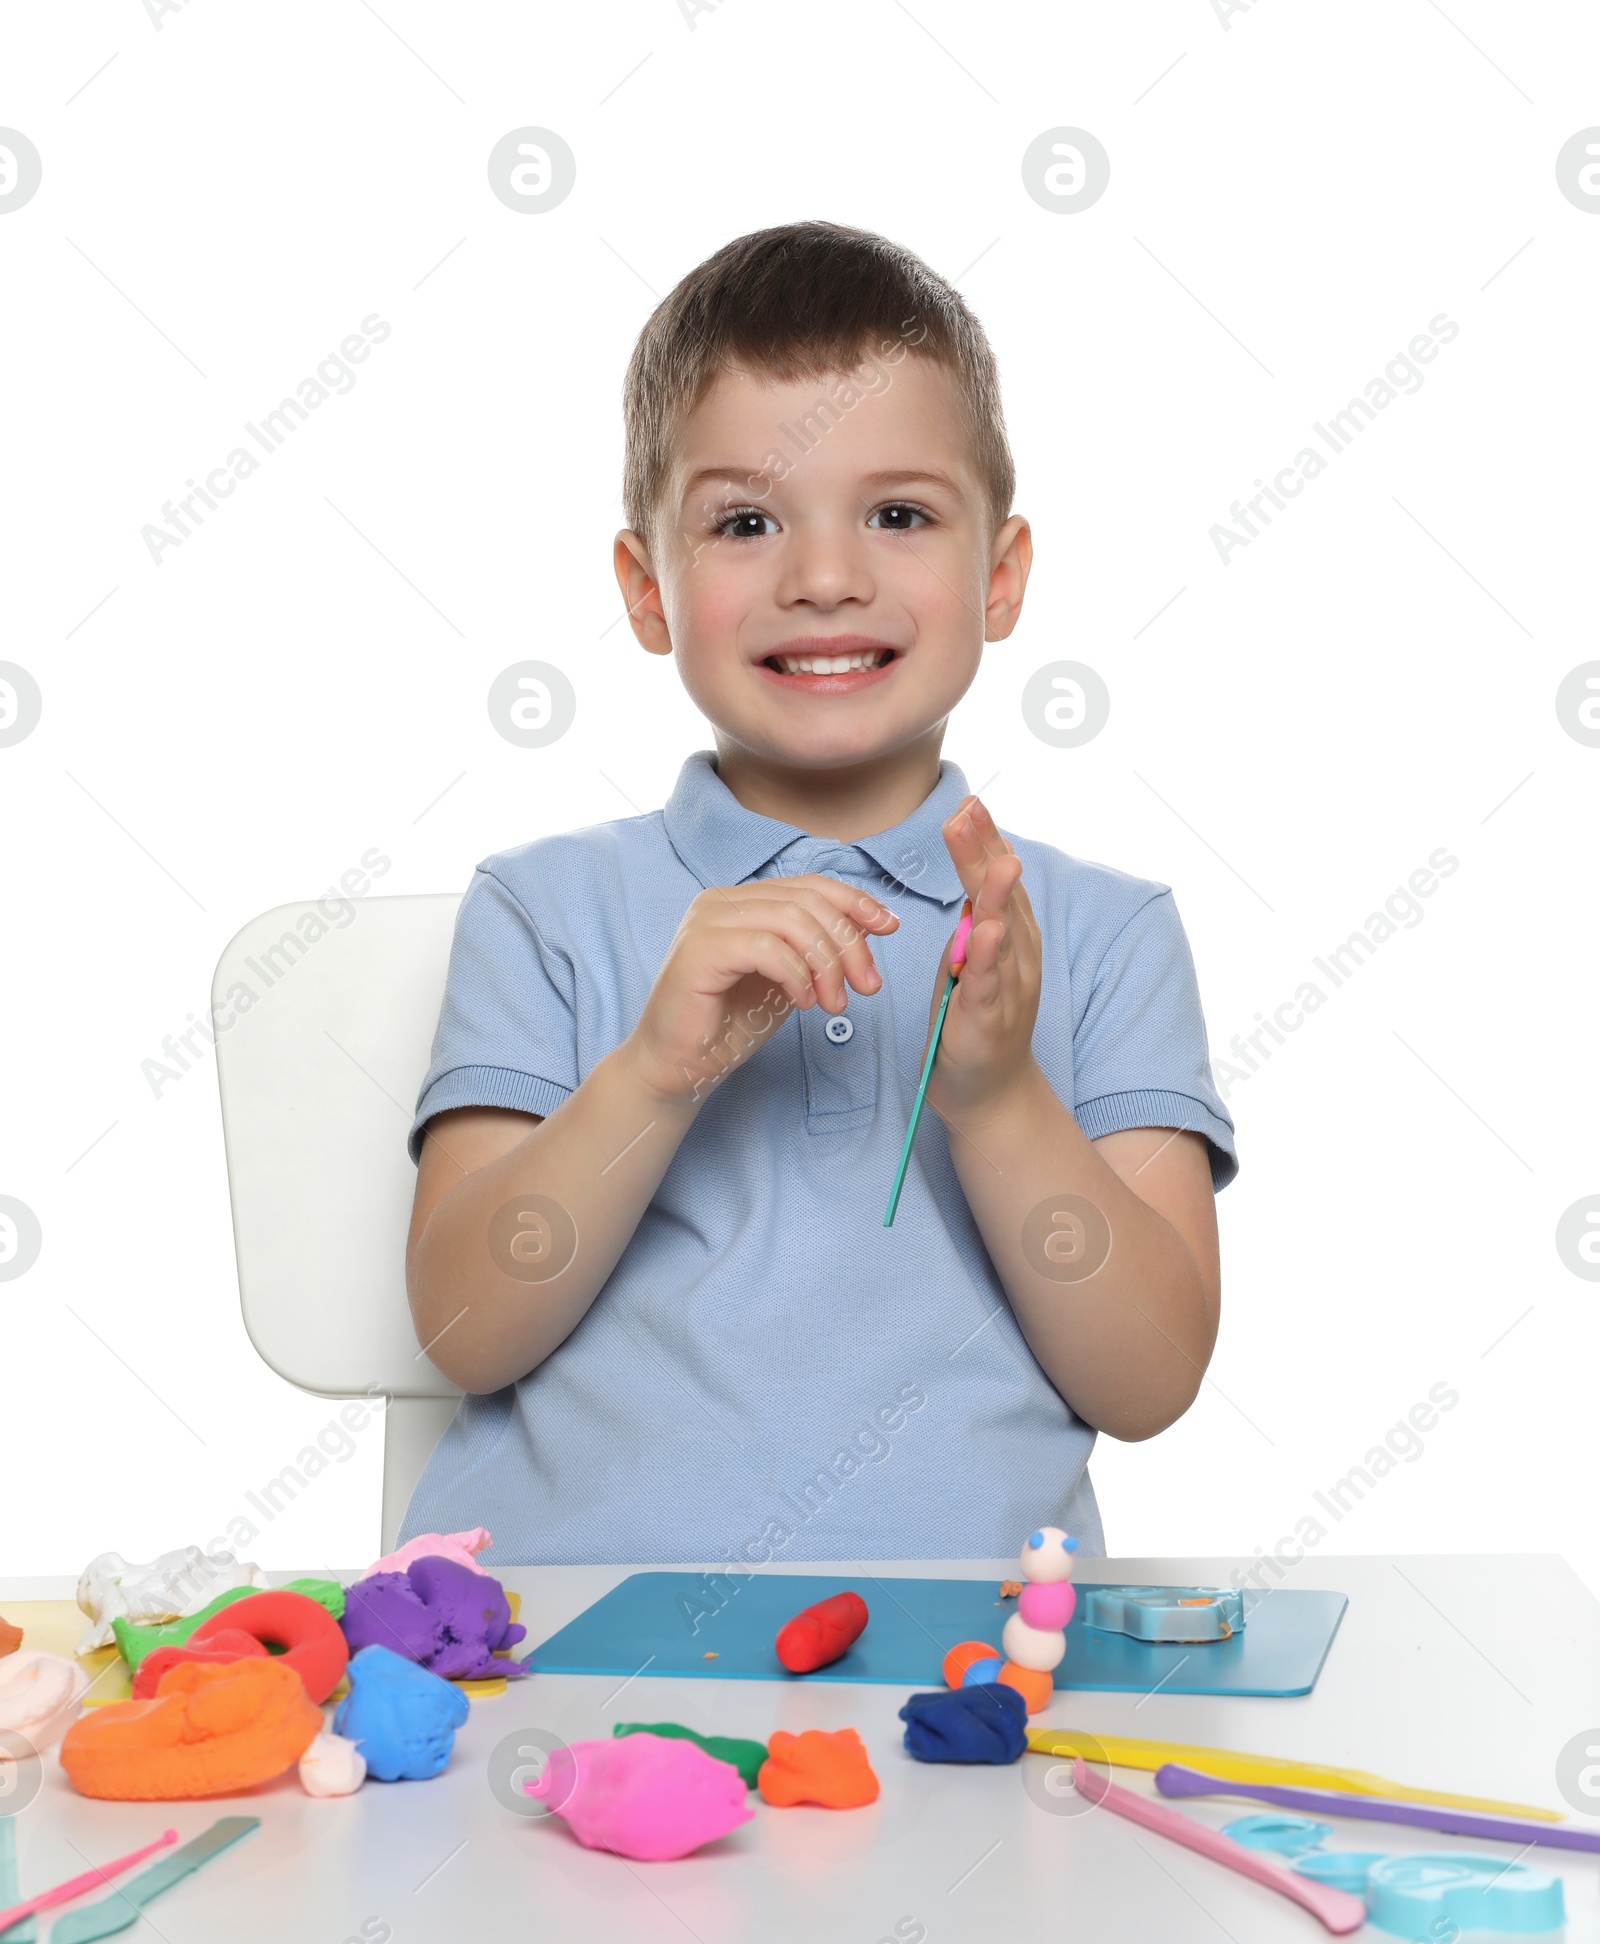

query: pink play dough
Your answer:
[1018,1581,1075,1631]
[363,1529,492,1579]
[525,1732,754,1861]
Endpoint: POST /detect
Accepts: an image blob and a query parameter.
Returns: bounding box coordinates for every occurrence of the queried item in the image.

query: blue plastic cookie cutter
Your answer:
[1355,1853,1564,1936]
[1221,1813,1333,1855]
[1080,1585,1248,1642]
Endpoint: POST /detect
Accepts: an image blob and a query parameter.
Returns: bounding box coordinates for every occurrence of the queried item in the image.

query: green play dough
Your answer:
[113,1578,346,1669]
[612,1719,767,1790]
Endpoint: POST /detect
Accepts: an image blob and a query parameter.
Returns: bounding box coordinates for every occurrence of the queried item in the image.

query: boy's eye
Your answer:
[712,506,778,540]
[867,502,932,532]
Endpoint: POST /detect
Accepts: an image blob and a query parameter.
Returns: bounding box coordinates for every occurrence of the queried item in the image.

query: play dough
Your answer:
[332,1646,470,1781]
[365,1528,491,1578]
[76,1547,266,1653]
[996,1661,1054,1714]
[0,1614,21,1657]
[132,1627,268,1697]
[899,1683,1027,1764]
[135,1591,348,1705]
[114,1578,345,1670]
[525,1733,753,1860]
[942,1640,1003,1688]
[299,1730,367,1797]
[613,1720,768,1789]
[58,1658,321,1799]
[0,1649,91,1755]
[757,1727,879,1808]
[341,1556,528,1681]
[774,1591,868,1673]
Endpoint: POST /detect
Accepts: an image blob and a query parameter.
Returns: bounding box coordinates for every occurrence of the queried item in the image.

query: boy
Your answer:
[402,222,1237,1566]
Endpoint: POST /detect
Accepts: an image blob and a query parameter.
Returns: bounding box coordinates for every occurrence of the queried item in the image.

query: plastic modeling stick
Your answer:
[1156,1764,1600,1855]
[1070,1760,1366,1935]
[1024,1729,1563,1823]
[884,903,972,1227]
[0,1830,176,1935]
[47,1819,258,1944]
[0,1817,36,1944]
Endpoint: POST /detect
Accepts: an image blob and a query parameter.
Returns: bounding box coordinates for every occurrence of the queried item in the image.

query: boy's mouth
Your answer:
[759,635,900,691]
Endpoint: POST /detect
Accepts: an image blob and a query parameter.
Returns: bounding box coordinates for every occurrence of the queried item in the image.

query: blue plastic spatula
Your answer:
[49,1818,258,1943]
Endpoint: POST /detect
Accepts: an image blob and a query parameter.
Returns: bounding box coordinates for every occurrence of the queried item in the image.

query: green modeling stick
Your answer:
[884,902,973,1227]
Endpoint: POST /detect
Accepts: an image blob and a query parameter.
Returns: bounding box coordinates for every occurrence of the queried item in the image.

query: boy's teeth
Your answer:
[773,650,888,674]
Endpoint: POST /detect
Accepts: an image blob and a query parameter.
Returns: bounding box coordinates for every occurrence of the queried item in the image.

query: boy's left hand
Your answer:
[922,794,1043,1123]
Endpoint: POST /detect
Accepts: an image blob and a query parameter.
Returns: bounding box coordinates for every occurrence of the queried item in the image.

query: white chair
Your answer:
[213,893,465,1552]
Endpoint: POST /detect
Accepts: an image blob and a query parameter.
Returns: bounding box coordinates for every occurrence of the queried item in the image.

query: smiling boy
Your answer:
[402,222,1237,1566]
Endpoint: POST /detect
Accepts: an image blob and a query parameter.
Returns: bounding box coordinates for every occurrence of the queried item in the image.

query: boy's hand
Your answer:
[923,795,1043,1122]
[625,875,899,1107]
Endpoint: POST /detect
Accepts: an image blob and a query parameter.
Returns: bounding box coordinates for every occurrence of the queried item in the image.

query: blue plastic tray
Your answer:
[527,1574,1347,1698]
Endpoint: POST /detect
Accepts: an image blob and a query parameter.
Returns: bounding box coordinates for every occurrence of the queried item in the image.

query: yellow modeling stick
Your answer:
[1024,1729,1562,1824]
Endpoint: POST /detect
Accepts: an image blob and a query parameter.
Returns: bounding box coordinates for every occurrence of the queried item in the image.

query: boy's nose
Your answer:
[773,525,874,610]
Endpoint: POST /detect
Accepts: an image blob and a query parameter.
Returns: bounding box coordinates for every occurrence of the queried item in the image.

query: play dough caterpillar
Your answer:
[942,1526,1078,1715]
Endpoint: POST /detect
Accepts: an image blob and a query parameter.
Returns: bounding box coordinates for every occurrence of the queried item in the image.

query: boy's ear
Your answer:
[613,530,673,656]
[983,514,1033,642]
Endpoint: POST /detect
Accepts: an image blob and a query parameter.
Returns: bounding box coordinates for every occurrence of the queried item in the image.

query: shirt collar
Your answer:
[662,750,970,906]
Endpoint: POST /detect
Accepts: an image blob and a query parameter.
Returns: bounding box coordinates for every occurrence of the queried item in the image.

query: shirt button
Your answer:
[823,1015,854,1045]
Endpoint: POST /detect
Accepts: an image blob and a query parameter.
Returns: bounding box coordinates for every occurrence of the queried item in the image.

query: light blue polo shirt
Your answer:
[402,751,1237,1568]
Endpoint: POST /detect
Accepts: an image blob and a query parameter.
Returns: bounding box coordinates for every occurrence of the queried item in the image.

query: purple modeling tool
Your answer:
[1156,1763,1600,1855]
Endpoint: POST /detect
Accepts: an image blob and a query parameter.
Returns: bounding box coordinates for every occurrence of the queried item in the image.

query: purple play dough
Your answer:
[340,1555,530,1680]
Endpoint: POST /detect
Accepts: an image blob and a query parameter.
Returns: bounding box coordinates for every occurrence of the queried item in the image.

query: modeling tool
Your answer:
[0,1831,176,1936]
[1070,1760,1366,1934]
[884,902,972,1227]
[1156,1763,1600,1854]
[1024,1729,1562,1823]
[48,1819,258,1944]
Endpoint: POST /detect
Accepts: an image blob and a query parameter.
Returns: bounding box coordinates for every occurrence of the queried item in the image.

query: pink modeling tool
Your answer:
[0,1829,177,1934]
[1070,1760,1366,1935]
[884,901,973,1227]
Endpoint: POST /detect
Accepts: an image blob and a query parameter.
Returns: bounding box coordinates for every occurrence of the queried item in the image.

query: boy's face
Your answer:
[615,353,1031,773]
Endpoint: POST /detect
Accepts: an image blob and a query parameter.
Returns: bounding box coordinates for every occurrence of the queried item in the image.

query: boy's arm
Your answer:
[925,797,1222,1441]
[407,874,898,1393]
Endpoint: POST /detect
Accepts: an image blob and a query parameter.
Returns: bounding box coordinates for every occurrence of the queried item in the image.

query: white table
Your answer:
[3,1556,1597,1942]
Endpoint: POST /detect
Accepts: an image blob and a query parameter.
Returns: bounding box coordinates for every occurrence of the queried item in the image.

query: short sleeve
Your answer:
[407,865,579,1164]
[1071,889,1239,1192]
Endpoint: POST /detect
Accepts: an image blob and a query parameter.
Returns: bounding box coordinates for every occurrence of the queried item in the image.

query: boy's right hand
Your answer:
[624,875,899,1107]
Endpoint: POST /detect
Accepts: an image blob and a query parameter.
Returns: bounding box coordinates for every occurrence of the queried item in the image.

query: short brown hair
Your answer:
[622,220,1015,545]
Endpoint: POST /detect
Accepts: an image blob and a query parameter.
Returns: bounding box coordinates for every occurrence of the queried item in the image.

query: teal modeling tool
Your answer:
[0,1817,37,1944]
[48,1817,258,1944]
[0,1830,175,1940]
[884,901,972,1227]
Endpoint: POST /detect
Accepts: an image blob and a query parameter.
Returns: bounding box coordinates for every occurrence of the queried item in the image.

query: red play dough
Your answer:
[774,1591,868,1674]
[186,1591,348,1705]
[133,1628,268,1699]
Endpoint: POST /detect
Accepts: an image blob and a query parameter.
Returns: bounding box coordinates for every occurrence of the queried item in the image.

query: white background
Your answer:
[2,1,1597,1593]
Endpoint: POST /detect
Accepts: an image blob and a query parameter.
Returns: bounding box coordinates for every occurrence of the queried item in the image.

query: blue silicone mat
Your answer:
[527,1574,1347,1698]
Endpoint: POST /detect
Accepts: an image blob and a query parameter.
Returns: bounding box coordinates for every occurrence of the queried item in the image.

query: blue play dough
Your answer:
[898,1683,1027,1764]
[959,1657,1003,1687]
[333,1644,471,1781]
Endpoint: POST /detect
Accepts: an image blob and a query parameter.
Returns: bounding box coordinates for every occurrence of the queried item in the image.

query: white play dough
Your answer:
[0,1649,91,1755]
[299,1729,368,1796]
[1019,1525,1078,1584]
[75,1546,266,1653]
[1002,1613,1068,1672]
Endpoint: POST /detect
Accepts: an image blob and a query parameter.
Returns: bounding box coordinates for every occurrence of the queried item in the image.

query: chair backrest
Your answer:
[213,894,466,1547]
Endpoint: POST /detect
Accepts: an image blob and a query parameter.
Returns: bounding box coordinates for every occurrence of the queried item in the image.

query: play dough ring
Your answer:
[189,1591,348,1705]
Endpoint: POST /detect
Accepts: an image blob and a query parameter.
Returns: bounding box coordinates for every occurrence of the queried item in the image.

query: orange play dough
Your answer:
[941,1639,1000,1688]
[59,1656,321,1800]
[996,1660,1054,1714]
[0,1613,21,1657]
[757,1727,879,1808]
